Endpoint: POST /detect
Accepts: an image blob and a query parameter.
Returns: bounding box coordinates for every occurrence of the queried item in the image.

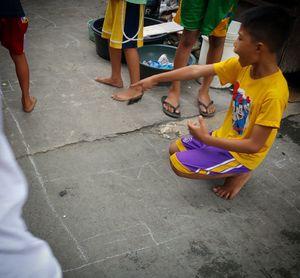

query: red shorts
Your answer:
[0,17,28,55]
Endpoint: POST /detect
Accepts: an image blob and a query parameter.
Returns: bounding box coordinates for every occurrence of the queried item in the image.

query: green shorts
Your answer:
[180,0,238,36]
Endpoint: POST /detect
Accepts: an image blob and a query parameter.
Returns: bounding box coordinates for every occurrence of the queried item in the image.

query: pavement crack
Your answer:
[15,120,174,159]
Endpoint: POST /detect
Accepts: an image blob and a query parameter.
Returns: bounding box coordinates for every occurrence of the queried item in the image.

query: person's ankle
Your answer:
[130,84,142,93]
[198,94,210,102]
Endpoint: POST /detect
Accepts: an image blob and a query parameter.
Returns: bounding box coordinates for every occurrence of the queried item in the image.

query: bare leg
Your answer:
[198,36,225,116]
[10,53,36,113]
[169,142,252,200]
[169,140,180,155]
[112,48,143,101]
[95,46,123,88]
[164,29,200,114]
[171,159,252,200]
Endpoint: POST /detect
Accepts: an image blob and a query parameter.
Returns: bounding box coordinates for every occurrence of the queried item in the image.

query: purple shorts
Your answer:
[170,135,250,176]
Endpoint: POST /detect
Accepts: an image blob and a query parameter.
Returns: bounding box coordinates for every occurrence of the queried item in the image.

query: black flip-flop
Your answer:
[111,92,143,104]
[161,96,181,118]
[198,100,215,117]
[127,93,143,105]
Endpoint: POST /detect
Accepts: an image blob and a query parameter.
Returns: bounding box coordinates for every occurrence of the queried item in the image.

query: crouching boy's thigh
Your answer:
[169,139,250,179]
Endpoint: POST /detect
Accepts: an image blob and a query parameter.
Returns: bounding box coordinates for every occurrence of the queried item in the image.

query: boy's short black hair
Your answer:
[240,5,291,54]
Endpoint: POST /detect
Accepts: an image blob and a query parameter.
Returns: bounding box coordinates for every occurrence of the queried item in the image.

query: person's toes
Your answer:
[224,192,230,199]
[213,187,219,193]
[164,103,173,113]
[163,100,179,114]
[111,94,122,101]
[213,186,231,199]
[213,186,222,194]
[216,190,224,197]
[219,191,226,198]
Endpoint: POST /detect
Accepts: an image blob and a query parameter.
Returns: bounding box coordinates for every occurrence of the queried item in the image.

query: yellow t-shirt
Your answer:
[213,57,289,170]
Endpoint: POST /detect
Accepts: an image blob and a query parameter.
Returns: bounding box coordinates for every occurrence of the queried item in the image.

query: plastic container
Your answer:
[92,17,169,63]
[87,19,96,42]
[198,20,241,88]
[145,0,161,19]
[138,44,196,86]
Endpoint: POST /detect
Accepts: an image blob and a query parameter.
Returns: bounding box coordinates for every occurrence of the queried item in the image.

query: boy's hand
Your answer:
[131,76,157,91]
[187,116,209,142]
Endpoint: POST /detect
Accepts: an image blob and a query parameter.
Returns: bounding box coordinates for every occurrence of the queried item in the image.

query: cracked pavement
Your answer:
[1,0,300,277]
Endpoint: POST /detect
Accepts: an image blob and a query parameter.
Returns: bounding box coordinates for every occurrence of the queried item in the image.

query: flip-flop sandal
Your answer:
[198,100,215,117]
[127,93,143,105]
[161,96,181,118]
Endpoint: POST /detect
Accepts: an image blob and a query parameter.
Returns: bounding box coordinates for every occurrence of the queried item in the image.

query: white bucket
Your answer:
[198,20,241,88]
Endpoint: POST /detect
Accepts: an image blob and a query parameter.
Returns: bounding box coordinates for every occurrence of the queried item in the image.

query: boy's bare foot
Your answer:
[213,172,252,200]
[95,77,123,88]
[213,183,245,200]
[111,86,143,102]
[22,96,37,113]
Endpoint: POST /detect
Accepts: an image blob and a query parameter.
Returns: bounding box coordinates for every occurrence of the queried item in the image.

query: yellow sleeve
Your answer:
[255,97,286,129]
[213,57,241,86]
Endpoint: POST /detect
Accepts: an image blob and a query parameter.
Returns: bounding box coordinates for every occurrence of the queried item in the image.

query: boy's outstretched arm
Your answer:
[132,64,215,91]
[188,116,274,154]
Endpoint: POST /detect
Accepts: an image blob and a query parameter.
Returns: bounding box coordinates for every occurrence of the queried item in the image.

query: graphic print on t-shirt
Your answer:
[231,81,251,135]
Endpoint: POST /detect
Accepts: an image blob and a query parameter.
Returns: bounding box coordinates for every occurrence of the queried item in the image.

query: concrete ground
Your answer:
[1,0,300,277]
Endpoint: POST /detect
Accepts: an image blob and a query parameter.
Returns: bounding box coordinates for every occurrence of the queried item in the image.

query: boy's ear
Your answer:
[255,42,264,53]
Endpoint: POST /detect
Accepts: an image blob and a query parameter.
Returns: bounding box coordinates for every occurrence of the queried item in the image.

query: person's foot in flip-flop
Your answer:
[95,76,123,88]
[161,96,181,118]
[22,96,37,113]
[198,96,216,117]
[112,86,143,104]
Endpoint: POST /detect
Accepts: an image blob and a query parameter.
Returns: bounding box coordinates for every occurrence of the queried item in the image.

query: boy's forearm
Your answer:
[197,123,273,154]
[202,135,259,154]
[152,64,215,84]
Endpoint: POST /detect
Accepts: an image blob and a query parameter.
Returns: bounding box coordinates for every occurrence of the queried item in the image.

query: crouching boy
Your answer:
[133,6,290,199]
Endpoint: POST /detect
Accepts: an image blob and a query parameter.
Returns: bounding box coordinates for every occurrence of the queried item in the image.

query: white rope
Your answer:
[121,0,144,43]
[102,0,144,44]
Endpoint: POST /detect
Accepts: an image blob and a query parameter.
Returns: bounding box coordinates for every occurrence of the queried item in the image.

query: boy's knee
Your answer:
[181,30,198,48]
[181,37,196,48]
[169,154,185,177]
[169,141,178,155]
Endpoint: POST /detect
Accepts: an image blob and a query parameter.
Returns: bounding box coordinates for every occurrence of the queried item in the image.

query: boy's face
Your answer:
[233,25,258,67]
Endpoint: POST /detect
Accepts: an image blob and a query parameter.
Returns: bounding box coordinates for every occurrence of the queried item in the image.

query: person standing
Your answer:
[0,0,37,112]
[95,0,146,104]
[162,0,238,118]
[134,5,290,199]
